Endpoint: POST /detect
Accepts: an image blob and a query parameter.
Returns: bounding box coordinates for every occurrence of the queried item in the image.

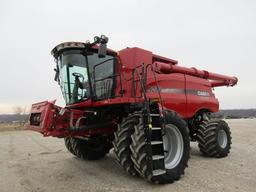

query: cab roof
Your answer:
[51,41,116,59]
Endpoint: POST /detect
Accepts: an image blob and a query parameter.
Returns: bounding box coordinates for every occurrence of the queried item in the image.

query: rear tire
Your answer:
[64,137,111,160]
[197,120,231,158]
[130,110,190,183]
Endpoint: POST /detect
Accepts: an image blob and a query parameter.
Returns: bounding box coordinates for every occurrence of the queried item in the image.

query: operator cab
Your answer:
[51,37,117,105]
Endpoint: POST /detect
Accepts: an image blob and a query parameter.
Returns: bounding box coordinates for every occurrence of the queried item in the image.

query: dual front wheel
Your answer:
[113,111,190,183]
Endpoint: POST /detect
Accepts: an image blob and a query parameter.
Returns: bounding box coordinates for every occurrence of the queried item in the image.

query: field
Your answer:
[0,119,256,192]
[0,123,24,131]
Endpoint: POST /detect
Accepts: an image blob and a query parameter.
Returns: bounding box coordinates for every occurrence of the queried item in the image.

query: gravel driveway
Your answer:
[0,119,255,192]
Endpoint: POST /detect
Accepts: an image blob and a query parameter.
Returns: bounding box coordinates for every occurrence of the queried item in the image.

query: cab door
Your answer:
[88,54,116,100]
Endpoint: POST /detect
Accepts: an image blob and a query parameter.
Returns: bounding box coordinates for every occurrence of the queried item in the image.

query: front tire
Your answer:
[64,137,111,160]
[64,137,76,155]
[112,113,141,176]
[197,120,232,158]
[130,111,190,183]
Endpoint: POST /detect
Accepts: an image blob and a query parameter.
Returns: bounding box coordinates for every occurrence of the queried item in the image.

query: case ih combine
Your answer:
[27,35,238,183]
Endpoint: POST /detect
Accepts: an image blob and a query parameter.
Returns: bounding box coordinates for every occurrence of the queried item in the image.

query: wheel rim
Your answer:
[218,129,228,148]
[163,124,184,169]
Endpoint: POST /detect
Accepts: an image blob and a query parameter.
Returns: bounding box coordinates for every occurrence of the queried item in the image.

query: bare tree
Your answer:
[13,106,26,126]
[13,106,23,115]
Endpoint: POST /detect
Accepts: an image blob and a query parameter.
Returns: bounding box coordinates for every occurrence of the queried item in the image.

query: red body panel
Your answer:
[147,74,187,117]
[185,75,218,117]
[118,47,153,69]
[26,46,237,137]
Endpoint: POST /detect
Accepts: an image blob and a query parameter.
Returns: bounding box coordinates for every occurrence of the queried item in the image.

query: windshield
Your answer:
[58,50,89,104]
[57,49,115,104]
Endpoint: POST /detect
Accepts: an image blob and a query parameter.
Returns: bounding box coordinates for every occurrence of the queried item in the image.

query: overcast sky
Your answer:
[0,0,255,114]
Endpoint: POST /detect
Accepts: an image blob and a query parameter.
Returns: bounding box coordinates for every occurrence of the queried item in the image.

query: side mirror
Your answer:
[98,43,107,58]
[97,35,109,58]
[54,65,60,83]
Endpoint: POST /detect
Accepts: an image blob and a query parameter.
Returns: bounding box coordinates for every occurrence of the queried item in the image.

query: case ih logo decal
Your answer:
[148,87,210,97]
[196,90,210,97]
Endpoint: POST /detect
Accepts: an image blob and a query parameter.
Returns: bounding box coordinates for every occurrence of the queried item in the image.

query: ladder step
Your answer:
[151,141,163,145]
[152,169,166,176]
[150,114,160,117]
[152,155,165,160]
[152,127,161,130]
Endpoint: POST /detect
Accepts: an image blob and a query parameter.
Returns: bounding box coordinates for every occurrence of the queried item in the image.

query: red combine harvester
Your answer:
[27,35,238,183]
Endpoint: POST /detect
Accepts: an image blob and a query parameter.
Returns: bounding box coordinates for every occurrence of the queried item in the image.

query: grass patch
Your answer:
[0,123,25,132]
